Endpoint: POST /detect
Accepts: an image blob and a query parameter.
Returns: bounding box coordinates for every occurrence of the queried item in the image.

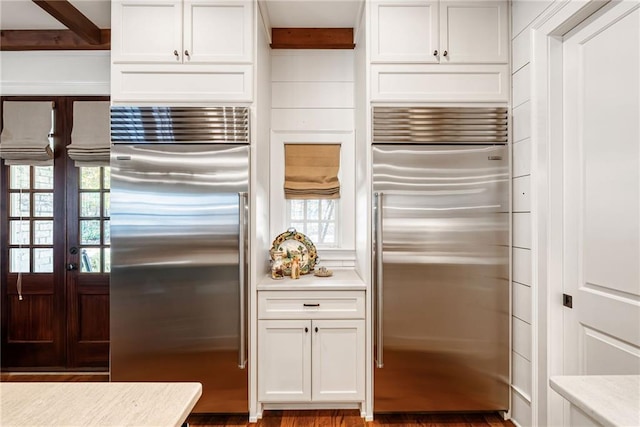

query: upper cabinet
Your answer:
[110,0,254,103]
[112,0,253,64]
[370,0,508,64]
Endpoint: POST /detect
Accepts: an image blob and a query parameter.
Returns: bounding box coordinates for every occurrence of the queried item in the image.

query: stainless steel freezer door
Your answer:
[110,144,249,413]
[373,144,510,412]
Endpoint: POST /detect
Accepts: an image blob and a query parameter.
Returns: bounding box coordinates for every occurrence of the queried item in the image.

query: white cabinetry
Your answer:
[370,0,508,64]
[257,290,365,405]
[110,0,253,103]
[369,0,509,102]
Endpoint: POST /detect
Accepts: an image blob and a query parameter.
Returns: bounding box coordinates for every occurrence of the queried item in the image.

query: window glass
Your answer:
[286,199,338,247]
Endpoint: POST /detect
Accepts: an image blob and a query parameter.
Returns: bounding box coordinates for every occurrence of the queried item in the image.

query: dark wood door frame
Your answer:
[1,95,110,371]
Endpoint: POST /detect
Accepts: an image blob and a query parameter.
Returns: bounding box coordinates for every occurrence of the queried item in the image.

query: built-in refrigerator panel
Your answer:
[110,144,249,413]
[373,144,509,412]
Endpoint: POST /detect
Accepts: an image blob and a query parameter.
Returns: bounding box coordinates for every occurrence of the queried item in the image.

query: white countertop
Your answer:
[0,382,202,427]
[549,375,640,427]
[257,268,366,291]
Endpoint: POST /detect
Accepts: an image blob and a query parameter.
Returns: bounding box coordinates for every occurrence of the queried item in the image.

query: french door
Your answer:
[1,96,110,370]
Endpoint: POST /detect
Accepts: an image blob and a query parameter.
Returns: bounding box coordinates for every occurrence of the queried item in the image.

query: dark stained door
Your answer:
[1,96,110,370]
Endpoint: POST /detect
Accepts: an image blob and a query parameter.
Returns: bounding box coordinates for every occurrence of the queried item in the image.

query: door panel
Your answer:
[373,144,510,412]
[562,0,640,383]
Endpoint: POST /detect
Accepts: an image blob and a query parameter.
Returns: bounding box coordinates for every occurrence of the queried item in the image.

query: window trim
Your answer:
[270,131,355,258]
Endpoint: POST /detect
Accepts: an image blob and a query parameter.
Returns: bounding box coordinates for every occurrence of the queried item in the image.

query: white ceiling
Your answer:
[0,0,364,30]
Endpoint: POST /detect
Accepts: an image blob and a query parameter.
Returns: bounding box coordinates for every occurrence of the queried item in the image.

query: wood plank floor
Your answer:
[0,373,514,426]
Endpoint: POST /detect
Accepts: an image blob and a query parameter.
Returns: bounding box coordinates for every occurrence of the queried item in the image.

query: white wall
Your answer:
[0,51,110,95]
[269,49,357,267]
[510,1,555,426]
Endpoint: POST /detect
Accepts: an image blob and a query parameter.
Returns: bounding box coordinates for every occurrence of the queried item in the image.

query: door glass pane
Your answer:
[34,193,54,217]
[34,248,54,273]
[103,193,111,217]
[80,193,101,217]
[80,167,101,189]
[10,248,30,273]
[34,166,54,189]
[103,167,111,189]
[80,220,101,245]
[10,220,30,244]
[10,193,30,217]
[81,248,101,273]
[34,220,54,245]
[9,165,30,189]
[104,248,111,273]
[103,220,110,245]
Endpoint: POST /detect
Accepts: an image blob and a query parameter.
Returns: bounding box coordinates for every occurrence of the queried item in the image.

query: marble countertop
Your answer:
[0,382,202,427]
[257,268,366,291]
[550,375,640,427]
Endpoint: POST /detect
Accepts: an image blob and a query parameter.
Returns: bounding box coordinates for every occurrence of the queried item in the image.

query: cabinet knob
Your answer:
[305,327,309,333]
[433,50,438,56]
[315,327,318,333]
[173,50,179,59]
[443,50,448,57]
[184,50,190,58]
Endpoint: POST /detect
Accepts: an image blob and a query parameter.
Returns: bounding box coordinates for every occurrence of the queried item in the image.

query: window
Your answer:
[8,165,54,273]
[287,199,338,247]
[78,166,111,273]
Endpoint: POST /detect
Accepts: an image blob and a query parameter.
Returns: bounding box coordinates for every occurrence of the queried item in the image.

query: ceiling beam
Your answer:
[271,28,355,49]
[32,0,104,45]
[0,29,110,51]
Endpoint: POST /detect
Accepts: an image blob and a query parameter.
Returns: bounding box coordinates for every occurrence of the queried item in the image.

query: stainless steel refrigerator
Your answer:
[109,107,249,413]
[372,107,510,412]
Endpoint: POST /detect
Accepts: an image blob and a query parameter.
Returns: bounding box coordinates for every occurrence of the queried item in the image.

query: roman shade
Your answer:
[68,101,110,167]
[0,101,54,165]
[284,144,340,199]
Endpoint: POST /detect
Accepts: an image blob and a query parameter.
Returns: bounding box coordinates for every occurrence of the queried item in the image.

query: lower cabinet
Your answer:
[257,290,365,405]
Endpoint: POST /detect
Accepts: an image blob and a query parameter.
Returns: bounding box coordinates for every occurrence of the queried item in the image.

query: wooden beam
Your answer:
[271,28,355,49]
[0,29,110,51]
[32,0,104,45]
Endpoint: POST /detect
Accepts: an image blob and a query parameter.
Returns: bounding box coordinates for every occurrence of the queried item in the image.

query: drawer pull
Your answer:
[303,303,320,307]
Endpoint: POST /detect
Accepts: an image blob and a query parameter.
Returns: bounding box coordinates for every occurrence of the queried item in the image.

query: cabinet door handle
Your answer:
[443,50,448,57]
[303,303,320,307]
[173,50,179,59]
[315,327,318,333]
[433,50,438,56]
[305,327,309,333]
[184,50,190,58]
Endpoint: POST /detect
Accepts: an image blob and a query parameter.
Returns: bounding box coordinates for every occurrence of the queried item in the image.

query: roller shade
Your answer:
[284,144,340,199]
[69,101,110,167]
[0,101,54,165]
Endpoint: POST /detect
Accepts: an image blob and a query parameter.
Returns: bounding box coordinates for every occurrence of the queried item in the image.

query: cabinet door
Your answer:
[312,319,365,401]
[258,320,311,402]
[370,0,439,63]
[439,0,508,63]
[111,0,183,64]
[183,0,253,64]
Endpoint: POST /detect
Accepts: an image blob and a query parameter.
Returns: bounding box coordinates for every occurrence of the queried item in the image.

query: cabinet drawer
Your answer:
[258,291,365,320]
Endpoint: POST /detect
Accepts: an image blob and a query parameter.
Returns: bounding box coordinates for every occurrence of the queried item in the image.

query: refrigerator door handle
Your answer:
[374,192,384,368]
[238,192,248,369]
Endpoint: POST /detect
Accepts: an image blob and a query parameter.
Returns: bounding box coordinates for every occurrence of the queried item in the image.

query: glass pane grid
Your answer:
[78,167,110,273]
[8,166,55,273]
[287,199,338,247]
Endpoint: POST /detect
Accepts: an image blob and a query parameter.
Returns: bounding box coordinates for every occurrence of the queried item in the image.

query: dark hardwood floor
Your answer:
[0,373,514,426]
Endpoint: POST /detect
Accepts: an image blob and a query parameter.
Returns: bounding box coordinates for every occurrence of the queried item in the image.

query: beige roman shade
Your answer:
[284,144,340,199]
[0,101,54,165]
[68,101,110,167]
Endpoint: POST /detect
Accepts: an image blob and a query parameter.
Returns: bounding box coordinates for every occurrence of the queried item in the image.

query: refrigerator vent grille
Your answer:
[372,107,508,143]
[110,107,250,143]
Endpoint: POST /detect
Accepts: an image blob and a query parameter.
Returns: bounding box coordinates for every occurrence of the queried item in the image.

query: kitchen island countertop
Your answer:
[550,375,640,427]
[0,382,202,427]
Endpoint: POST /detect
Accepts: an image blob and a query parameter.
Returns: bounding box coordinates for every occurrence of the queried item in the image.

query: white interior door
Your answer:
[562,0,640,387]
